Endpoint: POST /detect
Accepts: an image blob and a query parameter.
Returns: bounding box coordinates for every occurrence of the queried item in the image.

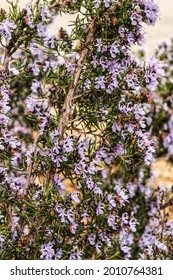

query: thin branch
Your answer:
[24,132,40,198]
[18,132,40,232]
[1,203,13,228]
[58,17,97,136]
[6,0,13,4]
[49,0,61,10]
[3,48,10,70]
[31,0,41,10]
[68,113,87,124]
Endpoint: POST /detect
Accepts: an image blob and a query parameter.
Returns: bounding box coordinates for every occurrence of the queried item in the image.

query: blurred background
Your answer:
[1,0,173,188]
[144,0,173,55]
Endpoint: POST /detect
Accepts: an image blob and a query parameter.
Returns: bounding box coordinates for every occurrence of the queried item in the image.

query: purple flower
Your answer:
[44,35,56,49]
[81,211,89,222]
[104,0,112,8]
[145,57,164,90]
[40,6,51,22]
[95,147,109,162]
[54,175,66,196]
[106,77,118,93]
[93,186,103,195]
[127,32,135,46]
[95,242,102,253]
[112,122,122,133]
[40,242,54,260]
[94,0,116,8]
[127,123,134,134]
[130,12,142,26]
[88,233,96,245]
[108,194,116,209]
[7,175,25,194]
[43,61,50,72]
[142,0,159,26]
[85,177,94,190]
[77,139,89,159]
[110,43,119,58]
[144,151,154,165]
[96,204,104,216]
[36,23,47,38]
[87,161,96,174]
[71,191,80,204]
[99,57,110,71]
[66,209,75,223]
[114,185,129,206]
[74,160,86,175]
[0,20,17,44]
[0,233,4,252]
[55,205,67,223]
[93,0,101,8]
[120,241,131,255]
[95,38,102,52]
[95,76,106,89]
[119,233,133,259]
[29,41,40,55]
[129,214,137,232]
[70,222,78,234]
[29,61,40,76]
[0,114,9,127]
[114,144,124,155]
[92,55,99,68]
[48,141,68,167]
[63,137,74,153]
[31,80,41,93]
[121,212,129,226]
[55,249,63,260]
[107,214,117,230]
[126,182,138,198]
[69,247,83,260]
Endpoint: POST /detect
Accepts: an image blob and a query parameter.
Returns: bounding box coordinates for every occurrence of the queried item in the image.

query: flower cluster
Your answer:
[138,186,173,260]
[0,0,172,260]
[136,38,173,162]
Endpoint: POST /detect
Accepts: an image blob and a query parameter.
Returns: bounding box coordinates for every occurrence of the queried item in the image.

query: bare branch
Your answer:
[24,132,40,197]
[49,0,61,10]
[3,49,10,70]
[58,17,97,136]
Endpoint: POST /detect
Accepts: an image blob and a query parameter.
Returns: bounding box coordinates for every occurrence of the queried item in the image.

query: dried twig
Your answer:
[49,0,61,10]
[3,49,10,70]
[18,132,40,232]
[24,132,40,197]
[1,203,13,228]
[58,17,97,136]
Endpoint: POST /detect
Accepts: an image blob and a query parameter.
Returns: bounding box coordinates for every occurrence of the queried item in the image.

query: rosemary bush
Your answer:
[0,0,173,260]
